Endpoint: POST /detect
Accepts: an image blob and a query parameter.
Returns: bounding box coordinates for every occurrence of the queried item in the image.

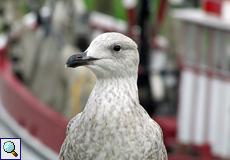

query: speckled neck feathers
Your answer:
[82,76,139,125]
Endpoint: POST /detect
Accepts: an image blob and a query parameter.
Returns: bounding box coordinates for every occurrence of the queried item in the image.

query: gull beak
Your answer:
[65,51,99,68]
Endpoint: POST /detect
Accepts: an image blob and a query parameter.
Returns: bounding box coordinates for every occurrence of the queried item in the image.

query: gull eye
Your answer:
[113,45,121,51]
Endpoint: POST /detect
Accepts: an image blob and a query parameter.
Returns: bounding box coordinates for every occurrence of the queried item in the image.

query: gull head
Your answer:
[65,32,139,79]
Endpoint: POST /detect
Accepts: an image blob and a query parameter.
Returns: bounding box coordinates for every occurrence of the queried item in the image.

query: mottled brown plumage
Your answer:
[60,32,167,160]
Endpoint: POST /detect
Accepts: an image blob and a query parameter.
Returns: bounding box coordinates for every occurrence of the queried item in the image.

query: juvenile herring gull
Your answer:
[60,32,167,160]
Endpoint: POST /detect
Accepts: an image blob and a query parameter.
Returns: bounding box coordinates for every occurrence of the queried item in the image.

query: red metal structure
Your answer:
[170,6,230,160]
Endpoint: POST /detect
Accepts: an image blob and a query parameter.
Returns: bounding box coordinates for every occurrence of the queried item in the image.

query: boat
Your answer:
[0,34,68,154]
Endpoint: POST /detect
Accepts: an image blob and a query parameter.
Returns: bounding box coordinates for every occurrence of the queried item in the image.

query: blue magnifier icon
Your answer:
[3,141,18,157]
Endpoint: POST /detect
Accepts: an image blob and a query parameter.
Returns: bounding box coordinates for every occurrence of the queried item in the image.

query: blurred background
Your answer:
[0,0,230,159]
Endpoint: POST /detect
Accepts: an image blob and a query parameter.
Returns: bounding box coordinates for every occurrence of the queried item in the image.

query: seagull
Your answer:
[60,32,167,160]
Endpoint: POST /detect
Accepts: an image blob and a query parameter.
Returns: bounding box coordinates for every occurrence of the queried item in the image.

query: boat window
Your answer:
[200,28,210,67]
[185,23,197,64]
[221,32,229,71]
[227,34,230,73]
[213,30,222,70]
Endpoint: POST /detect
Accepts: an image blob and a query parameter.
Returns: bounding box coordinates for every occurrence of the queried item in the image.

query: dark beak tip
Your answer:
[65,51,99,68]
[65,51,95,68]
